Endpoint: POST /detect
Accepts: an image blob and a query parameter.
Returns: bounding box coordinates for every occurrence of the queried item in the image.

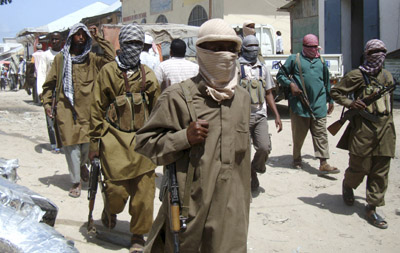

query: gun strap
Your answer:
[179,82,198,220]
[295,53,309,100]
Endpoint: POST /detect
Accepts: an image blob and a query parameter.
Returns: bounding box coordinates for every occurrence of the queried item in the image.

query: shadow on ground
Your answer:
[298,193,366,219]
[34,143,64,154]
[268,154,338,179]
[39,173,74,191]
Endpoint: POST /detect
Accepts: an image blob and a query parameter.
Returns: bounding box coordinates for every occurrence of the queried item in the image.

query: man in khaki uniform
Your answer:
[88,23,160,252]
[331,39,396,229]
[135,19,251,253]
[42,23,115,198]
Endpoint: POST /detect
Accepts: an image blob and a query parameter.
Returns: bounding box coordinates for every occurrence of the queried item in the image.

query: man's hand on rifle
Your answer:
[187,119,209,146]
[45,107,53,118]
[349,99,367,110]
[89,151,99,162]
[290,82,302,97]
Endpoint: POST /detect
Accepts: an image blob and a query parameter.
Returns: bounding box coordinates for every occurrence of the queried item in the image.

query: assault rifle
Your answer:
[274,61,316,120]
[167,163,181,253]
[50,88,62,148]
[328,83,397,136]
[87,158,101,233]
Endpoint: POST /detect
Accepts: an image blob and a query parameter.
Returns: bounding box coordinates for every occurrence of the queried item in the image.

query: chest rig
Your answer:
[106,65,149,132]
[360,70,391,115]
[239,64,266,104]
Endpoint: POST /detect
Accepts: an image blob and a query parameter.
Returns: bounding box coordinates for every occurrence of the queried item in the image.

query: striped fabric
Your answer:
[154,57,199,90]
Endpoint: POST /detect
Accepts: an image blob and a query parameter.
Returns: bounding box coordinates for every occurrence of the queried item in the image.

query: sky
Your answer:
[0,0,117,42]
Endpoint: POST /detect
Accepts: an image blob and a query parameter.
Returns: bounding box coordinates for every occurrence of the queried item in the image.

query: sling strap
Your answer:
[179,82,198,222]
[296,53,309,100]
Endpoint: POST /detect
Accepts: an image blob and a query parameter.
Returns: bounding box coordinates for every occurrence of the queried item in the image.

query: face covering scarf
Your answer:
[196,46,238,102]
[302,34,320,59]
[62,23,92,107]
[116,24,144,70]
[359,39,387,76]
[241,35,260,64]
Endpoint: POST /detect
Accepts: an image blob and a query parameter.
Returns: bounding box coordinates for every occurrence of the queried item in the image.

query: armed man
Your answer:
[135,18,251,253]
[276,34,338,174]
[330,39,396,229]
[42,23,115,198]
[88,23,160,252]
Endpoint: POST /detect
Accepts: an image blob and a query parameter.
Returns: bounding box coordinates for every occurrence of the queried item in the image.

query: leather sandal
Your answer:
[80,165,89,182]
[68,183,81,198]
[101,209,117,229]
[130,234,145,253]
[292,159,302,169]
[319,163,340,174]
[366,206,388,229]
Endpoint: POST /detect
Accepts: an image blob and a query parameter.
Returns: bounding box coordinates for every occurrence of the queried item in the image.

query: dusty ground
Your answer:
[0,89,399,253]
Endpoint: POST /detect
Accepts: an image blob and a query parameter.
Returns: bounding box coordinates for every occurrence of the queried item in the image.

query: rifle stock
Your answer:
[327,119,345,136]
[87,158,101,233]
[167,163,180,253]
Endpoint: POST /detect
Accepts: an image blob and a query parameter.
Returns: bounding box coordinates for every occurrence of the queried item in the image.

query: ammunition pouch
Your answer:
[105,65,149,133]
[239,64,266,104]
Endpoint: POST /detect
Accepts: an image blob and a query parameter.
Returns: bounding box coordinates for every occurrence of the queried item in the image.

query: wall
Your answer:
[122,0,209,25]
[290,0,319,54]
[380,0,400,53]
[121,0,291,54]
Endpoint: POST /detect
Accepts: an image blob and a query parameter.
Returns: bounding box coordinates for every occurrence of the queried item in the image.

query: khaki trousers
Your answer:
[105,171,155,234]
[345,154,391,207]
[290,111,329,161]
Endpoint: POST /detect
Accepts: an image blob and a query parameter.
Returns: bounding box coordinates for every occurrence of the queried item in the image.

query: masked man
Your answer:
[135,19,251,252]
[89,23,160,252]
[331,39,396,229]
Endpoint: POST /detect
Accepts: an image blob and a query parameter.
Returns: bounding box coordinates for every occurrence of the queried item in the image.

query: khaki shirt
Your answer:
[42,36,115,146]
[89,62,160,180]
[135,76,251,252]
[330,69,396,157]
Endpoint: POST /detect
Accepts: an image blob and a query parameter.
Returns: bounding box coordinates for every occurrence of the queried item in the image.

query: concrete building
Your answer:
[121,0,291,54]
[279,0,400,73]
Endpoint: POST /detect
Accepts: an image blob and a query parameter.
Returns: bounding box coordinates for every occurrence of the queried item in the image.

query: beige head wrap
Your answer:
[243,20,256,37]
[196,19,242,102]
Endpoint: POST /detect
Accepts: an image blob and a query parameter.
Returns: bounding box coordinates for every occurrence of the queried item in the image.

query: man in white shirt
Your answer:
[276,31,284,54]
[139,33,160,70]
[33,32,63,154]
[154,38,199,91]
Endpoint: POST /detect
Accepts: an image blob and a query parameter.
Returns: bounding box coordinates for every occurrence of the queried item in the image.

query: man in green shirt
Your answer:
[276,34,338,174]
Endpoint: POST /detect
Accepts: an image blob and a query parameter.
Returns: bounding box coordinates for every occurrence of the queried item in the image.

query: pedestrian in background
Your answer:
[276,31,284,54]
[154,38,198,91]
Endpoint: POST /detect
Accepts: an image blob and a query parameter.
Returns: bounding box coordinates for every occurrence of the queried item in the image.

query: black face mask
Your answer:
[242,48,259,64]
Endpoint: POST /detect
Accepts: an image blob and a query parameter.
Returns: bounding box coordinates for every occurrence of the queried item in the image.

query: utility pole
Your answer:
[209,0,212,19]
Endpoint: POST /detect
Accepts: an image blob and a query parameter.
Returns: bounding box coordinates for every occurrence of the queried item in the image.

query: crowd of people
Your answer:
[20,18,396,253]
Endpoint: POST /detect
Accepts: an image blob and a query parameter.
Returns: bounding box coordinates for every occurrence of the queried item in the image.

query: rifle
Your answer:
[328,83,397,136]
[274,61,316,120]
[87,158,101,233]
[167,163,181,253]
[50,88,63,148]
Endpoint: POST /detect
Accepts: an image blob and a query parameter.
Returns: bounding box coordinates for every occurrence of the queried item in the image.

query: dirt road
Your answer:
[1,89,399,253]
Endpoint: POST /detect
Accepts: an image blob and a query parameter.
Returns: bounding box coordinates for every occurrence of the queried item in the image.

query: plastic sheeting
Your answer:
[0,158,19,182]
[0,205,78,253]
